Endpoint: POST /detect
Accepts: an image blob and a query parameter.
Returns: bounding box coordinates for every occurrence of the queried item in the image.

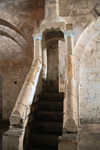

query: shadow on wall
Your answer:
[0,75,2,119]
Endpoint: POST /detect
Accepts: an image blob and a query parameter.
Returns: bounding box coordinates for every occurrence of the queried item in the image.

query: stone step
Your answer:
[32,121,62,134]
[30,133,58,147]
[28,92,63,150]
[40,92,64,101]
[0,113,2,119]
[28,146,57,150]
[0,120,10,150]
[38,100,63,111]
[37,110,63,122]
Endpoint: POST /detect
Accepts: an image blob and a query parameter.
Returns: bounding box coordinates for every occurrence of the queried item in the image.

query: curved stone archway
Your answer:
[74,17,100,124]
[74,17,100,85]
[79,32,100,124]
[0,20,33,65]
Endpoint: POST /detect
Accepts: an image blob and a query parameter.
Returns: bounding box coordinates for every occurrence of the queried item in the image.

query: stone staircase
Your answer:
[28,92,64,150]
[0,120,9,150]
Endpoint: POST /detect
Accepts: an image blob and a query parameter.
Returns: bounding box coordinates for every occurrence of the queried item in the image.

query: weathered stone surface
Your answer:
[79,32,100,124]
[2,66,29,120]
[2,129,24,150]
[78,124,100,150]
[0,0,100,150]
[64,31,78,133]
[47,40,59,92]
[45,0,59,18]
[58,134,78,150]
[10,59,42,126]
[59,41,65,92]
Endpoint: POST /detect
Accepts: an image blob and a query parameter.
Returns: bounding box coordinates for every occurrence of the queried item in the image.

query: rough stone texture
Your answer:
[2,129,24,150]
[0,0,45,50]
[58,134,78,150]
[59,41,65,92]
[63,34,78,133]
[10,59,42,126]
[47,40,59,92]
[2,66,29,120]
[79,32,100,124]
[75,17,100,98]
[0,0,100,149]
[0,0,45,120]
[59,0,100,45]
[78,124,100,150]
[45,0,59,18]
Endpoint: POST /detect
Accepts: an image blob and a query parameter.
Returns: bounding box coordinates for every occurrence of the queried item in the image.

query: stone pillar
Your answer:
[33,33,42,61]
[63,25,78,133]
[45,0,59,18]
[2,129,24,150]
[58,24,78,150]
[42,41,47,80]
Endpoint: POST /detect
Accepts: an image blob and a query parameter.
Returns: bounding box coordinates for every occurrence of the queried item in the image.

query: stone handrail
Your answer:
[10,58,42,128]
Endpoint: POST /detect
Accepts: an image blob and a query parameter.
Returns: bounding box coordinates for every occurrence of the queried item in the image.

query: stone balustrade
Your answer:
[2,58,42,150]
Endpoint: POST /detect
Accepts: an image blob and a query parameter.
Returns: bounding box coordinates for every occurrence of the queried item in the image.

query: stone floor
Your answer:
[0,120,9,150]
[78,124,100,150]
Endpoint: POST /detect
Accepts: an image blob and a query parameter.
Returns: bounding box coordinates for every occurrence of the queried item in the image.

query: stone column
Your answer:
[63,25,78,133]
[2,129,24,150]
[33,33,42,61]
[42,41,47,80]
[58,24,78,150]
[45,0,59,18]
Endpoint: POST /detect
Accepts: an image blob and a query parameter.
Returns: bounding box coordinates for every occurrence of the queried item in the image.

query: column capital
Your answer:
[33,33,42,40]
[64,30,74,39]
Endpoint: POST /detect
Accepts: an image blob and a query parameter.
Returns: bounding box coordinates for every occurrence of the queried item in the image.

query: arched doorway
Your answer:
[42,30,65,93]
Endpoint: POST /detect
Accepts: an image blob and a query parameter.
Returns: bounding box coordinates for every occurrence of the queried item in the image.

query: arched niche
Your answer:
[40,14,66,92]
[41,28,65,92]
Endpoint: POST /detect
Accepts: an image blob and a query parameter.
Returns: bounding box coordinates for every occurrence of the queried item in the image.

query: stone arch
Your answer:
[74,17,100,85]
[0,19,26,39]
[42,30,65,92]
[0,30,23,48]
[74,17,100,125]
[40,15,66,92]
[46,37,65,43]
[79,31,100,124]
[0,19,33,65]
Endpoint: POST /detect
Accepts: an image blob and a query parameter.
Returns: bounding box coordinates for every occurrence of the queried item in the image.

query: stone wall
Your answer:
[0,0,100,123]
[59,41,65,92]
[47,40,59,92]
[2,66,29,120]
[0,75,2,116]
[59,0,100,124]
[79,32,100,124]
[0,0,44,120]
[59,0,100,45]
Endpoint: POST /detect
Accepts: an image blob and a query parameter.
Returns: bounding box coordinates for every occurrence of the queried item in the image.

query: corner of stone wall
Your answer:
[58,133,78,150]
